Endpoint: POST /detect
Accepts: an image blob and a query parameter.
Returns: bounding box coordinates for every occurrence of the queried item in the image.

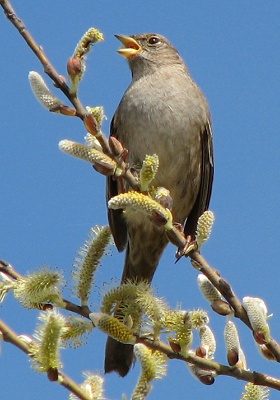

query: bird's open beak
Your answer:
[115,34,142,58]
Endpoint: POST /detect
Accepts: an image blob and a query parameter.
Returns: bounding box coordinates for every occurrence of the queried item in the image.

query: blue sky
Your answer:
[1,1,280,399]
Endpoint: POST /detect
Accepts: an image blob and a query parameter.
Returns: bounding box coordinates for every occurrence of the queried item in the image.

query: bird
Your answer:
[105,33,214,377]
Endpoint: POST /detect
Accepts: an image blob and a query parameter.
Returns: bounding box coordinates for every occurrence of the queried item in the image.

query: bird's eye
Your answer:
[147,36,161,46]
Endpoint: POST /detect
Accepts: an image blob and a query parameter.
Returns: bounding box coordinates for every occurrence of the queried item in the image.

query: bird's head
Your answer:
[115,33,183,78]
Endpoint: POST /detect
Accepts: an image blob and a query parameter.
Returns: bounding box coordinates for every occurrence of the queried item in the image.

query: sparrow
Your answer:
[105,33,214,377]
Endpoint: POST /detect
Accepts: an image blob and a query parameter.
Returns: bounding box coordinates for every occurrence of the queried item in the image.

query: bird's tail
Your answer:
[105,338,134,377]
[104,229,167,376]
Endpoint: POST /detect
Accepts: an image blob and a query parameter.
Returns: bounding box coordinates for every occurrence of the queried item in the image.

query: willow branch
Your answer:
[56,372,92,400]
[0,0,86,117]
[63,300,91,319]
[0,320,92,400]
[0,260,92,319]
[190,251,250,325]
[0,319,31,353]
[189,250,280,362]
[136,336,280,391]
[1,314,280,393]
[0,260,22,280]
[2,256,280,393]
[0,0,141,193]
[2,0,280,387]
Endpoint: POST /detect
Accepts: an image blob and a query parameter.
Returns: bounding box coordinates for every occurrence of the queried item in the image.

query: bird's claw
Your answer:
[175,235,197,262]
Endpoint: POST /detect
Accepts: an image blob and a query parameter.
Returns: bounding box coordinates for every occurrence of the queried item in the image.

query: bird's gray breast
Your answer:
[114,72,208,222]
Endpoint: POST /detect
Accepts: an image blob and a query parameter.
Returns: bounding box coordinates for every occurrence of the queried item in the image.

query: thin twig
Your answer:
[189,250,280,362]
[1,316,280,392]
[0,260,91,319]
[136,336,280,391]
[0,0,140,192]
[0,320,92,400]
[0,0,85,117]
[57,372,92,400]
[0,319,31,354]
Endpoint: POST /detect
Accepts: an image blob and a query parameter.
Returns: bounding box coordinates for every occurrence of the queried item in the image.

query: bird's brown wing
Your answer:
[184,121,214,237]
[106,114,128,252]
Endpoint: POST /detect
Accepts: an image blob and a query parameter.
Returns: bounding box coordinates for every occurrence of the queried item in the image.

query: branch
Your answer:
[63,300,91,319]
[0,259,22,280]
[0,260,91,319]
[190,252,250,325]
[2,310,279,394]
[2,1,280,394]
[189,250,280,362]
[0,319,31,354]
[136,336,280,391]
[2,257,280,393]
[0,0,141,194]
[0,320,92,400]
[0,0,87,117]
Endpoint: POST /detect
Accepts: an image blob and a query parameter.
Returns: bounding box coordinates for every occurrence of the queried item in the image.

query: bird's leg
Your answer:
[165,223,196,260]
[117,176,126,194]
[175,233,197,261]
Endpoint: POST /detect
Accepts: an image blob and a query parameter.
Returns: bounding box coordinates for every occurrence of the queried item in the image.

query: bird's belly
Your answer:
[116,82,205,224]
[126,126,201,224]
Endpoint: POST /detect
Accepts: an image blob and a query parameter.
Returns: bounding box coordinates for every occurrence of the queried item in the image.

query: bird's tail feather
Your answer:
[104,339,134,377]
[104,233,167,376]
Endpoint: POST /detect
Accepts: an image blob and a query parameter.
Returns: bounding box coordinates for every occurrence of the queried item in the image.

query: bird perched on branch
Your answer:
[105,33,214,377]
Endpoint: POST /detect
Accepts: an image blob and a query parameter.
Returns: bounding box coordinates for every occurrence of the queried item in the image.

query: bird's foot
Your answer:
[175,234,197,261]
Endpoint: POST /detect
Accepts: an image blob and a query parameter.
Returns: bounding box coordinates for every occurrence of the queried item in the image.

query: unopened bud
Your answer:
[253,330,268,345]
[84,113,98,136]
[150,209,169,226]
[109,136,124,156]
[227,349,239,366]
[47,367,59,382]
[93,160,116,176]
[168,340,181,354]
[38,303,53,311]
[68,57,82,77]
[188,359,215,385]
[197,373,215,385]
[211,299,232,316]
[195,345,207,358]
[257,344,277,361]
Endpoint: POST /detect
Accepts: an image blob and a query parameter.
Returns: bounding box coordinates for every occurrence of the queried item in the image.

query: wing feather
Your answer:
[106,115,128,251]
[184,120,214,237]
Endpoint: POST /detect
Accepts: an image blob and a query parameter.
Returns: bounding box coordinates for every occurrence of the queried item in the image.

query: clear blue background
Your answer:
[1,1,280,399]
